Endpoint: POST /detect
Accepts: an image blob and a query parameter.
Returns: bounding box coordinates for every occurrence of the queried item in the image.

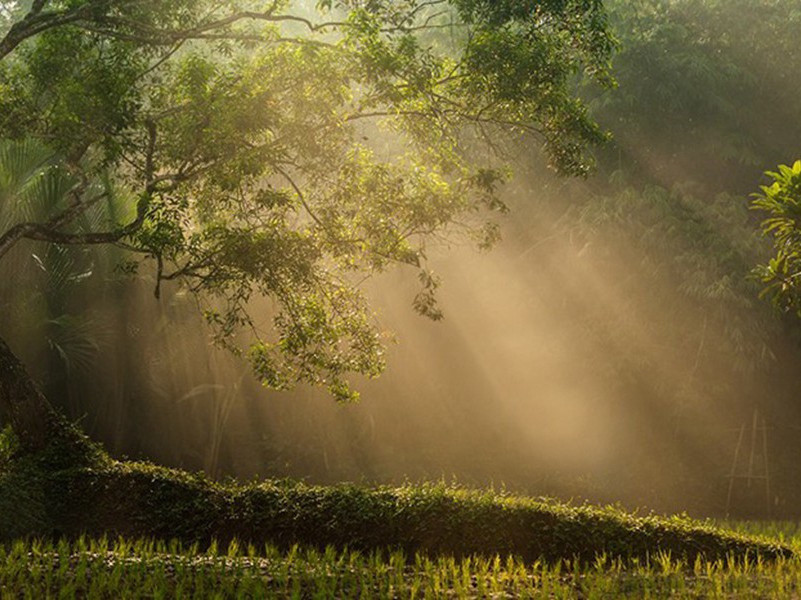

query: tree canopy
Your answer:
[0,0,614,404]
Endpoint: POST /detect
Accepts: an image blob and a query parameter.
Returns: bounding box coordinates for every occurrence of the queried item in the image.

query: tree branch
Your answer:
[0,3,92,60]
[0,182,111,258]
[14,191,149,247]
[0,0,344,61]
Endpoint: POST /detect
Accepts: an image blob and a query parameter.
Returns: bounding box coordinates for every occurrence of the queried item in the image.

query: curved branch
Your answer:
[0,187,146,258]
[0,0,344,61]
[0,3,94,60]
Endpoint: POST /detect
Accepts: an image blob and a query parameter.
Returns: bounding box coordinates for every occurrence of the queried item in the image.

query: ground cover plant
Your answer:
[0,424,790,564]
[0,525,800,598]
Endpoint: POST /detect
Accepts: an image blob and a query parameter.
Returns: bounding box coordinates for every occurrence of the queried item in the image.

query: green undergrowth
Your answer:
[0,428,792,565]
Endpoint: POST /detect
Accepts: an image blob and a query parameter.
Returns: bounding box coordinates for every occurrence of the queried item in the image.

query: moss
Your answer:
[0,447,792,563]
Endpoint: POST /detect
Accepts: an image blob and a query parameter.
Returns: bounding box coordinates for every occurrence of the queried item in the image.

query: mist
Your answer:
[3,0,801,521]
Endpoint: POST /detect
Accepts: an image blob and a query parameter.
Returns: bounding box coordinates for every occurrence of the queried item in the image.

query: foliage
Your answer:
[0,0,614,402]
[587,0,801,189]
[752,161,801,314]
[0,138,131,417]
[0,443,789,563]
[506,0,801,413]
[570,181,778,381]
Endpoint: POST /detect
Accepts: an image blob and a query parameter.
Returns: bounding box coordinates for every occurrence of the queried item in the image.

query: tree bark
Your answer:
[0,335,64,454]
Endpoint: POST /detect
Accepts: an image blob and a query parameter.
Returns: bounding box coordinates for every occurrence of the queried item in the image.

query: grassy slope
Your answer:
[0,426,791,564]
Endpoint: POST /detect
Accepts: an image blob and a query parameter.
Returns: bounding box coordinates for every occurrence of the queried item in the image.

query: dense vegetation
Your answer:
[2,0,799,517]
[0,433,788,563]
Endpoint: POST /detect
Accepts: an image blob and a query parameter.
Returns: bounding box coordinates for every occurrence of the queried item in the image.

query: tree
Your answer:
[0,0,613,455]
[557,0,801,398]
[584,0,801,193]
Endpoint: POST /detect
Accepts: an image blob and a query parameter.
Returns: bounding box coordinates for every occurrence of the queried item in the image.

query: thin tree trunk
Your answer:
[0,335,64,454]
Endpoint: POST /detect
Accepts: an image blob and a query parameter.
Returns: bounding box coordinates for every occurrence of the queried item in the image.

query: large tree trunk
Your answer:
[0,335,65,454]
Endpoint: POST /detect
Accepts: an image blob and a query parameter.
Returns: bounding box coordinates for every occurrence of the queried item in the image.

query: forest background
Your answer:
[2,0,800,519]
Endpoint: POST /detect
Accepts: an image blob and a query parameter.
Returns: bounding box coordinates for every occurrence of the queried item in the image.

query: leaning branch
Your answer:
[6,191,149,249]
[0,1,344,61]
[0,2,94,60]
[0,0,451,63]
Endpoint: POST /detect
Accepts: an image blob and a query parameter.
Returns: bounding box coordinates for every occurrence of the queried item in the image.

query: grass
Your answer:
[3,534,801,598]
[2,425,800,597]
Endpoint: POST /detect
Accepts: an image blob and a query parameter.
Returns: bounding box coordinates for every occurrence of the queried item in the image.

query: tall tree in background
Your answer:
[0,0,613,454]
[500,0,801,500]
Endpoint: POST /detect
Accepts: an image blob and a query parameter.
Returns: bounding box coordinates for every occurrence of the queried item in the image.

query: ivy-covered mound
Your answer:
[0,427,791,563]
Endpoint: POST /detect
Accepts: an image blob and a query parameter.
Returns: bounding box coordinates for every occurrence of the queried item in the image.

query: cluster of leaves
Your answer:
[752,161,801,315]
[452,0,614,176]
[0,139,131,415]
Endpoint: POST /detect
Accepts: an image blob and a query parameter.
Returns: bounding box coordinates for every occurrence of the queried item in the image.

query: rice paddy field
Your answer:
[2,522,801,599]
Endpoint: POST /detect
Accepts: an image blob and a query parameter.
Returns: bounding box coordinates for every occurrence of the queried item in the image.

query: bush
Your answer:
[0,452,791,563]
